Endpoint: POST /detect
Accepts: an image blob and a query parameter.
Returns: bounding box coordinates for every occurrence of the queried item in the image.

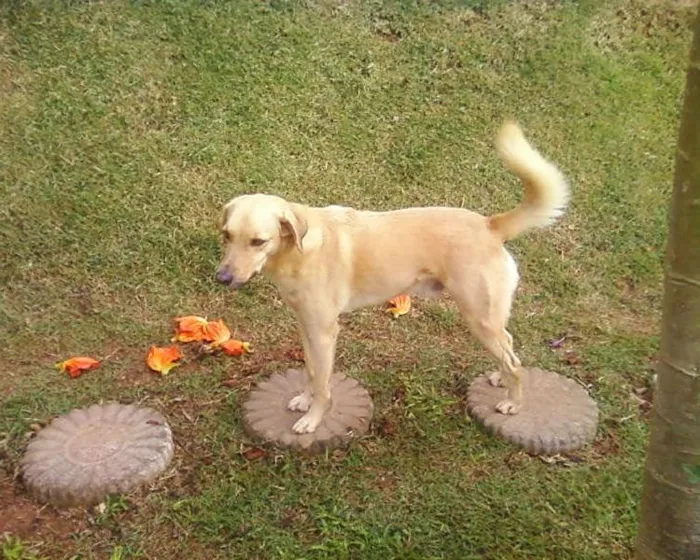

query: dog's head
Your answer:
[216,194,308,289]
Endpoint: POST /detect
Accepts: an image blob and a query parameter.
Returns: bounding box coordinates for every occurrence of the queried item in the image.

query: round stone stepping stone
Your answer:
[243,369,373,453]
[467,368,598,455]
[21,403,173,508]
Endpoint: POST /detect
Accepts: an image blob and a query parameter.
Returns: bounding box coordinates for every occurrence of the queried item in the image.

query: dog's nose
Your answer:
[216,268,233,285]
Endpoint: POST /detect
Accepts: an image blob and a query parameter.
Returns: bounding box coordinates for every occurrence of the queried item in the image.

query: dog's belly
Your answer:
[410,278,444,298]
[342,292,390,313]
[342,277,443,313]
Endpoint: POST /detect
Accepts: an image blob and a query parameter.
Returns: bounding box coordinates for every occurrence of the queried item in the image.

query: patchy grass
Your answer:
[0,0,694,558]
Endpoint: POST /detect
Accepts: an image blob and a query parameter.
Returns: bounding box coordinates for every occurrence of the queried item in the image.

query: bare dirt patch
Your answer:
[0,476,87,543]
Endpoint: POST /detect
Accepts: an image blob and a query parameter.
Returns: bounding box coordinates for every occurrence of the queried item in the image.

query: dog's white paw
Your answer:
[288,391,313,412]
[495,399,521,415]
[488,371,504,387]
[292,409,324,434]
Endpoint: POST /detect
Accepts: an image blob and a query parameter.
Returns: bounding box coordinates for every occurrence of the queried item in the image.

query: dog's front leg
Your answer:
[291,315,339,434]
[287,325,315,413]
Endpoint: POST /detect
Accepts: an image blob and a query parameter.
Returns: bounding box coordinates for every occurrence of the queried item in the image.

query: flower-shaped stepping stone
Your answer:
[467,368,598,455]
[22,403,173,507]
[243,369,373,453]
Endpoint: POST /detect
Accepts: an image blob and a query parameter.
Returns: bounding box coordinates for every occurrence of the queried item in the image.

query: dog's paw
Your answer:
[495,399,521,415]
[488,371,504,387]
[288,391,313,412]
[292,410,323,434]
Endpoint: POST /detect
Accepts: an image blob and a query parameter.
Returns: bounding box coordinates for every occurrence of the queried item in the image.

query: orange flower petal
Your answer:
[203,319,231,347]
[220,340,252,357]
[386,294,411,318]
[146,345,183,375]
[56,357,101,379]
[172,315,209,343]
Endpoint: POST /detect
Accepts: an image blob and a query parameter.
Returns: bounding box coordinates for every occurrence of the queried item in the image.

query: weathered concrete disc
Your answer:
[467,368,598,455]
[21,403,173,508]
[243,369,373,452]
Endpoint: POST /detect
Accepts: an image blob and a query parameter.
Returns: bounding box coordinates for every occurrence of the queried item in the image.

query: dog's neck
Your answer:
[263,221,324,281]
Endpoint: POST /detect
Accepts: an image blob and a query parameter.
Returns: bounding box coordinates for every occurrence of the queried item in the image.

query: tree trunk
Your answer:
[635,9,700,560]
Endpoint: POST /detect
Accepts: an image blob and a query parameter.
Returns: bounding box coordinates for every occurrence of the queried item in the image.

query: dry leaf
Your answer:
[172,315,209,343]
[56,357,101,378]
[284,348,305,362]
[392,385,407,405]
[220,340,252,357]
[222,377,254,390]
[279,508,305,528]
[146,345,183,375]
[377,418,398,437]
[593,430,621,457]
[549,334,567,349]
[538,454,575,466]
[632,391,653,412]
[241,446,266,461]
[563,350,582,365]
[386,294,411,318]
[221,377,242,387]
[203,319,231,348]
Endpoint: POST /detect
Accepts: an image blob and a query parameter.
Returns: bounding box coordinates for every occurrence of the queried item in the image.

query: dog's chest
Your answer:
[271,273,305,307]
[270,267,333,312]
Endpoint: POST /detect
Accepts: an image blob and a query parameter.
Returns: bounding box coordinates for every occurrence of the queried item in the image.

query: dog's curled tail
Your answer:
[488,121,570,241]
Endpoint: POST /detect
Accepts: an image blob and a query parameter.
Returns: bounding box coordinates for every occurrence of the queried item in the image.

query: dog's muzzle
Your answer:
[216,268,251,290]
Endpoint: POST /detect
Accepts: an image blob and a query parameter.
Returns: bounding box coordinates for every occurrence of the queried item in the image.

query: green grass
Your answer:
[0,0,694,558]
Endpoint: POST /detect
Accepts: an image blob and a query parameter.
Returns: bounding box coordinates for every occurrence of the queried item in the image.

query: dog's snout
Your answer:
[216,268,233,285]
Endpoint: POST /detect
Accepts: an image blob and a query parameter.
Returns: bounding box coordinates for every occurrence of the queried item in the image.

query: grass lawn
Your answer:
[0,0,696,558]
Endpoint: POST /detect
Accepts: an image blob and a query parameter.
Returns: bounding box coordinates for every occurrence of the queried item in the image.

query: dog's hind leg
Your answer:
[469,319,523,414]
[448,253,523,414]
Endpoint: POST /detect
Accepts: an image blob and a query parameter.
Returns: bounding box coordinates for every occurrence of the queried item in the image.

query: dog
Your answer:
[216,122,569,434]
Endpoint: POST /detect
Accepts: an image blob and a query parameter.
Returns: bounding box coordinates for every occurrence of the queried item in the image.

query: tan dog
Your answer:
[217,122,569,434]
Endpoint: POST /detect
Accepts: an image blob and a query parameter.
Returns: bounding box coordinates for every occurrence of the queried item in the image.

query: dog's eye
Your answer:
[222,231,232,242]
[251,238,268,247]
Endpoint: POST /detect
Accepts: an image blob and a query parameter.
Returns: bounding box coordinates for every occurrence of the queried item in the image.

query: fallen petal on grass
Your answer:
[173,315,209,343]
[220,340,252,357]
[203,319,231,347]
[147,345,184,375]
[56,357,101,378]
[386,294,411,318]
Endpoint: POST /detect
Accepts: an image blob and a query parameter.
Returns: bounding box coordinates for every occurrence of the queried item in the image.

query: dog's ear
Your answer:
[280,203,308,253]
[221,199,237,229]
[221,201,234,228]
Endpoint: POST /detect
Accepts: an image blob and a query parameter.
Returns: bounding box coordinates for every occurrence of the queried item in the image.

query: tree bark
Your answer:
[635,9,700,560]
